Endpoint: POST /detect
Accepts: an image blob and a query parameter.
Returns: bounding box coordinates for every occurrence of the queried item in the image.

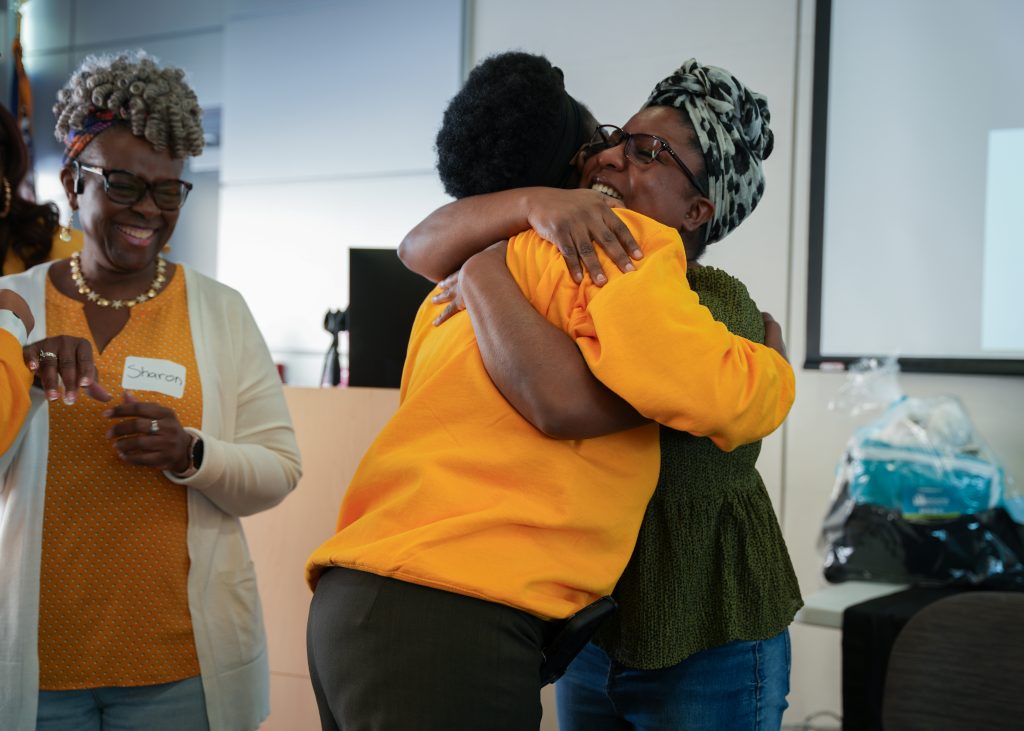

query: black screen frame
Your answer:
[804,0,1024,377]
[347,247,437,389]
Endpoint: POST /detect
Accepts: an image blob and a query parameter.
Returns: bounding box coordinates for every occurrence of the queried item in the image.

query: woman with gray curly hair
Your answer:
[0,51,301,731]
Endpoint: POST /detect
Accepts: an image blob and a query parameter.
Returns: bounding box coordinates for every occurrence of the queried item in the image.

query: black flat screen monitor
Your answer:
[347,247,436,388]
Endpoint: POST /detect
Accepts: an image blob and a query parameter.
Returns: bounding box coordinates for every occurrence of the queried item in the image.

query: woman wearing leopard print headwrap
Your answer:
[553,59,799,731]
[644,58,775,251]
[399,57,798,730]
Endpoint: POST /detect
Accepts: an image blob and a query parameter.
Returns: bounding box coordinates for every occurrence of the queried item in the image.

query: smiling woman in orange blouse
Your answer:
[0,51,301,731]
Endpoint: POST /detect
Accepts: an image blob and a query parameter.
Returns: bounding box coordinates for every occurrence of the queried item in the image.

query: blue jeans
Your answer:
[36,676,209,731]
[556,631,791,731]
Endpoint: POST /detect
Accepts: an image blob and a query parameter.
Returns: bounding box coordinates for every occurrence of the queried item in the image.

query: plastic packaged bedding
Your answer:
[820,359,1024,588]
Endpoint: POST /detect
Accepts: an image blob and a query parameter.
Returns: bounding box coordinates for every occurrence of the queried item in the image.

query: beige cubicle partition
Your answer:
[243,386,400,730]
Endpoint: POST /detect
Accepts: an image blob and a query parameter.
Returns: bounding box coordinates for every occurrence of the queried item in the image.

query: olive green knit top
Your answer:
[594,265,802,670]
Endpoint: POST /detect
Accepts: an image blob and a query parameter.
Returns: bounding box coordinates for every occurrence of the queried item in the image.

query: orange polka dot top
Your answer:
[38,265,203,689]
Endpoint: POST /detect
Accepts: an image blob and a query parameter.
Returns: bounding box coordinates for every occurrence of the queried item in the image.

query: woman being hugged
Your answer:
[556,61,801,731]
[0,51,301,731]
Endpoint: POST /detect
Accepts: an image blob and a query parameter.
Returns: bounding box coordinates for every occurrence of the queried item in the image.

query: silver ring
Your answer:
[149,419,160,434]
[38,350,58,361]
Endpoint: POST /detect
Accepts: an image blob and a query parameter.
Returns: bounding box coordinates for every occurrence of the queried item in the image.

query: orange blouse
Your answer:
[38,266,203,689]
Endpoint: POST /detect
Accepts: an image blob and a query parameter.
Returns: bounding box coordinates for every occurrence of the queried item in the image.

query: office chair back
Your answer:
[882,591,1024,730]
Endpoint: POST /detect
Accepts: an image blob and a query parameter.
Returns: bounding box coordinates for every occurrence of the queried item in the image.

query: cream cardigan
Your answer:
[0,262,302,731]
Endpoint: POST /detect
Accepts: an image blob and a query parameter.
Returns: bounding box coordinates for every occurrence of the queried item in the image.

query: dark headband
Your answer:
[528,91,587,189]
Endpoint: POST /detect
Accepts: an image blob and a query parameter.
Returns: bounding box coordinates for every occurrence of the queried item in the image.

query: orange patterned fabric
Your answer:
[38,266,203,689]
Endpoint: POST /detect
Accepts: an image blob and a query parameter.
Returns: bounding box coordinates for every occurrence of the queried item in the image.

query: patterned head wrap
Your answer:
[645,59,773,244]
[61,109,116,165]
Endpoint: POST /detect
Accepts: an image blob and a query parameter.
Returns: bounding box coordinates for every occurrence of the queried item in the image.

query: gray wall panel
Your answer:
[19,0,73,54]
[221,0,462,183]
[21,51,74,215]
[67,30,225,109]
[72,0,224,46]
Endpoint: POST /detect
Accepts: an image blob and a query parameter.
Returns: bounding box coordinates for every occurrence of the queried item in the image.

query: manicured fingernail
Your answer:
[595,273,607,284]
[28,361,38,371]
[632,249,643,258]
[625,262,636,272]
[47,390,59,401]
[80,377,91,387]
[63,393,77,405]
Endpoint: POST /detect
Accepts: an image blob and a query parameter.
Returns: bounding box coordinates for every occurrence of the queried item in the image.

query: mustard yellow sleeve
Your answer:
[0,319,32,455]
[507,211,795,452]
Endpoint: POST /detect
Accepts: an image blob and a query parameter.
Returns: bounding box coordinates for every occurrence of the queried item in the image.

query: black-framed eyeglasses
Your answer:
[581,124,708,198]
[74,162,193,210]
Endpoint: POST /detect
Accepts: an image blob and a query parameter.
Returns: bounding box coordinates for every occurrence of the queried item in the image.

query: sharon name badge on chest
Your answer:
[122,356,186,398]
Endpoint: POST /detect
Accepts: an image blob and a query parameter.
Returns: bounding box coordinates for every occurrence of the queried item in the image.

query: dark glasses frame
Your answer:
[74,162,193,210]
[582,124,709,198]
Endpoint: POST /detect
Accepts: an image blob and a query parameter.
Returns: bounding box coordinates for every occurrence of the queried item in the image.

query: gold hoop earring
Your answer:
[0,178,12,219]
[59,216,73,242]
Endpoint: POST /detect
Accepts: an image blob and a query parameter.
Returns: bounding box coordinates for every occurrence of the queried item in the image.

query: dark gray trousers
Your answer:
[307,567,551,731]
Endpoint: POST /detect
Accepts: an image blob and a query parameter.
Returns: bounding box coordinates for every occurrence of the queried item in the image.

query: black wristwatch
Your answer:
[177,433,205,478]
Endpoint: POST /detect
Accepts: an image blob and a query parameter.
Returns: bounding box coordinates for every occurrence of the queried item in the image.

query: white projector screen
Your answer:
[806,0,1024,375]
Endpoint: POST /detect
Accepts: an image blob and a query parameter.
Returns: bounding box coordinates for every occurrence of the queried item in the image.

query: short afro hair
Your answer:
[436,51,592,199]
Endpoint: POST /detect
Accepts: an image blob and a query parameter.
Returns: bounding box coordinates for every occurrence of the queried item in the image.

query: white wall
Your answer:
[216,0,461,385]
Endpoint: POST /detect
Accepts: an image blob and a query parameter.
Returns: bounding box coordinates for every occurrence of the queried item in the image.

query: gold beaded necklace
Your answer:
[70,251,168,309]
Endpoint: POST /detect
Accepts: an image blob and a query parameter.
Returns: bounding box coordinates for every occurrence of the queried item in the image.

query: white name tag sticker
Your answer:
[122,357,187,398]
